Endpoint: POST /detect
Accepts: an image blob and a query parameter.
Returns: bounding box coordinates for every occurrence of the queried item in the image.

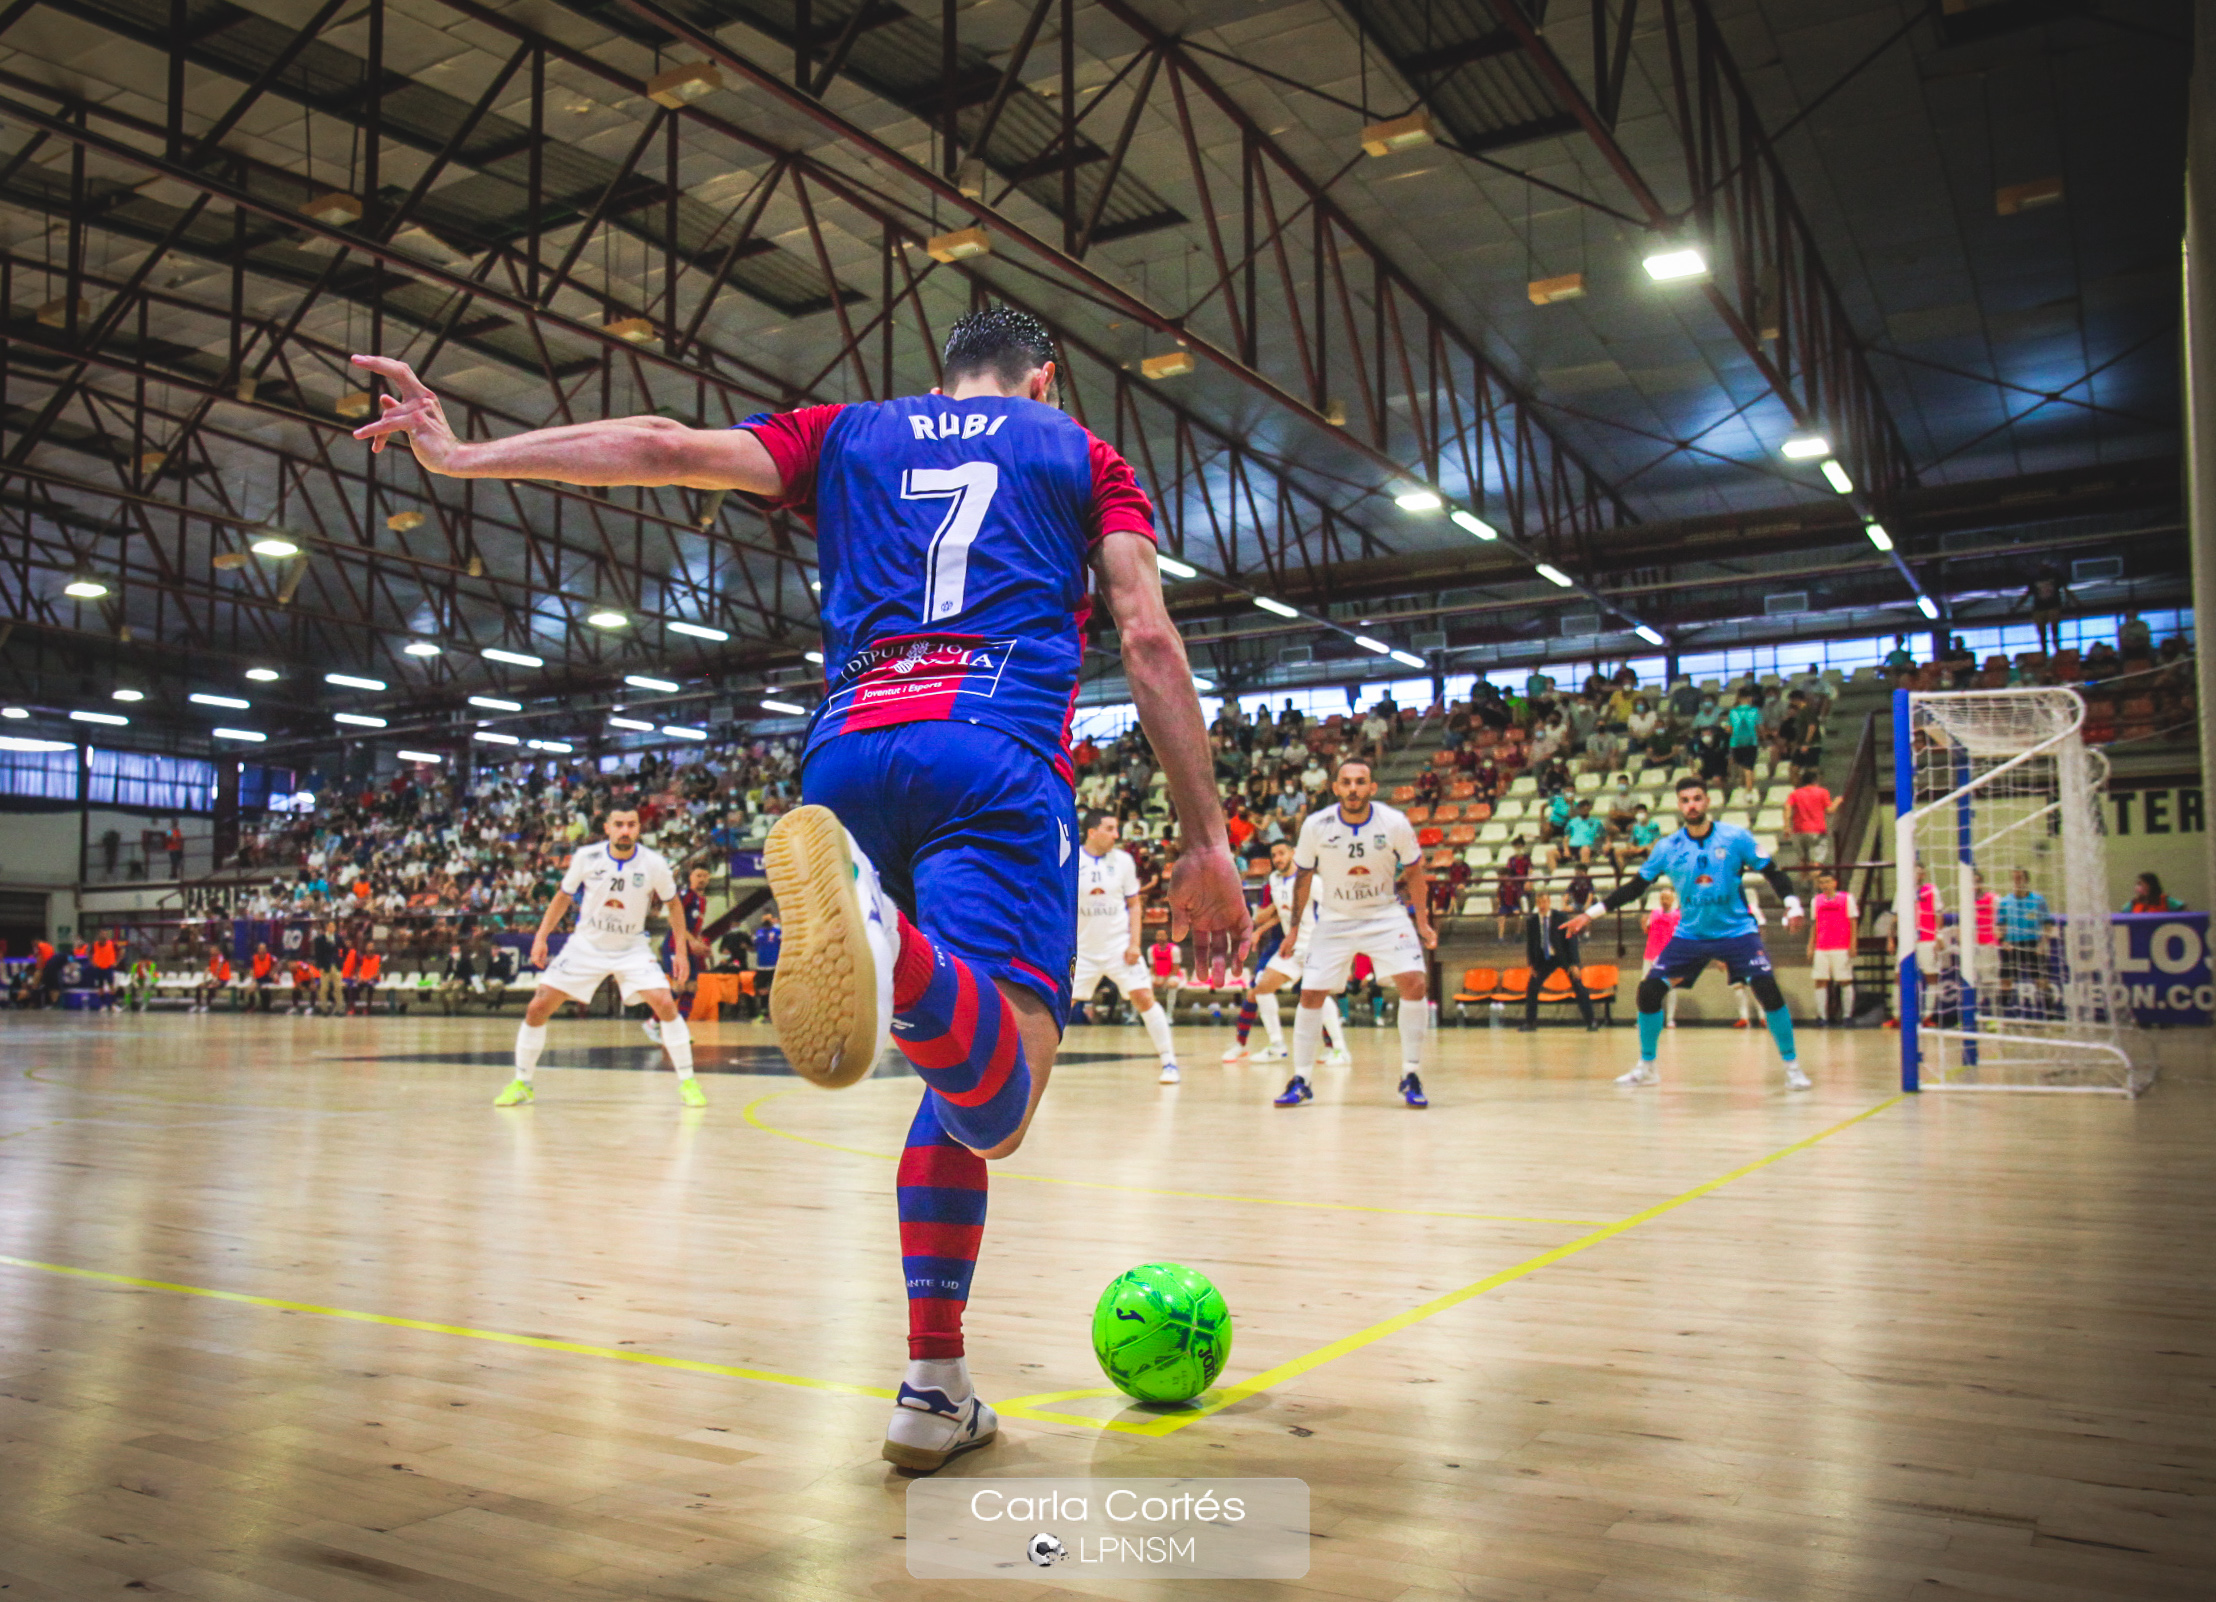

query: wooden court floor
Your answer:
[1,1010,2211,1602]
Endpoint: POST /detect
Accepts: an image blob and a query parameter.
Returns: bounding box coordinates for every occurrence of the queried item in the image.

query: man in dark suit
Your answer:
[1522,890,1599,1032]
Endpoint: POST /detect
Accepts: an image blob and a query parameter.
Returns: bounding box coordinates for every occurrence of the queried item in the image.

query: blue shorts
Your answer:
[1650,932,1773,988]
[803,722,1077,1029]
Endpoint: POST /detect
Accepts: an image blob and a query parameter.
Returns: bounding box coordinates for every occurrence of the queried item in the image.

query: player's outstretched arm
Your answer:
[530,891,573,970]
[347,355,784,492]
[1095,532,1250,984]
[1562,872,1650,940]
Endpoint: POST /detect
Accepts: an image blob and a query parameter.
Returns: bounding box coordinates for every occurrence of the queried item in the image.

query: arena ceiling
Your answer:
[0,0,2190,762]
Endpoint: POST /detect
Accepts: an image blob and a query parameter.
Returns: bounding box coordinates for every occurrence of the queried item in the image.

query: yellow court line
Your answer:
[741,1088,1611,1227]
[0,1093,1906,1442]
[0,1254,897,1403]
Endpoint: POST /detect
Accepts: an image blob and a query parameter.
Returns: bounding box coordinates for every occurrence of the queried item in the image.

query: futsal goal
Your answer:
[1894,687,2150,1096]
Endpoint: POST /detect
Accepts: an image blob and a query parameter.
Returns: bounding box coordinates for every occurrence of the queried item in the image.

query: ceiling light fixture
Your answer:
[1864,522,1895,552]
[1192,675,1216,691]
[212,727,265,742]
[586,611,627,629]
[467,695,521,712]
[662,724,708,740]
[112,689,144,703]
[666,620,728,641]
[333,713,388,728]
[1533,563,1575,588]
[1820,459,1855,495]
[190,693,250,710]
[1155,554,1198,579]
[473,730,520,745]
[1634,624,1666,646]
[608,716,654,732]
[397,749,443,764]
[1388,649,1427,669]
[250,536,300,556]
[404,640,442,656]
[1450,509,1499,540]
[0,707,29,720]
[760,699,805,716]
[624,674,680,693]
[1253,596,1299,618]
[64,579,109,598]
[1642,246,1708,282]
[482,647,543,668]
[804,651,825,665]
[1393,490,1443,513]
[325,672,386,691]
[528,739,574,753]
[1916,595,1940,619]
[0,735,70,752]
[1353,636,1392,655]
[71,709,128,726]
[246,668,281,682]
[1781,434,1831,460]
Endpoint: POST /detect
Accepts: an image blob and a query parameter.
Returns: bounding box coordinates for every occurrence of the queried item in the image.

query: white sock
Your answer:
[1321,998,1345,1051]
[513,1022,547,1081]
[1735,985,1753,1022]
[903,1356,971,1405]
[1397,995,1429,1072]
[1258,992,1284,1049]
[660,1015,694,1077]
[1139,1001,1175,1066]
[1840,983,1855,1019]
[1292,1003,1324,1073]
[1665,984,1680,1021]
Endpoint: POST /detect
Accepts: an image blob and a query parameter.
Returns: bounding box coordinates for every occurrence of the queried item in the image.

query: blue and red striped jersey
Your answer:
[742,394,1154,781]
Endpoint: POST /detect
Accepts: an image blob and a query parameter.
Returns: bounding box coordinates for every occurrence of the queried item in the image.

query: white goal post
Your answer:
[1894,687,2151,1096]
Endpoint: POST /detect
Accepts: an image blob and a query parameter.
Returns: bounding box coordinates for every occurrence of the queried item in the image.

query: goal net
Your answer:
[1894,688,2149,1096]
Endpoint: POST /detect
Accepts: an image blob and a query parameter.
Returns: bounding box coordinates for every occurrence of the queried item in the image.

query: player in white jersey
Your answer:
[1273,759,1437,1109]
[1222,839,1349,1065]
[1071,812,1182,1083]
[494,804,703,1107]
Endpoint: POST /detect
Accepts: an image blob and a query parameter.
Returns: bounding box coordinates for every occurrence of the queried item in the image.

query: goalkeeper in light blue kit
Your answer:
[1562,773,1809,1090]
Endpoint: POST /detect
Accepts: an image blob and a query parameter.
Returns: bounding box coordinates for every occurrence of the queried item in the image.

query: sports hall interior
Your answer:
[0,0,2210,1597]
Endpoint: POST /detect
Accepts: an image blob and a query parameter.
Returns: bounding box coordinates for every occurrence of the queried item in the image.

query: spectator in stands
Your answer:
[2081,639,2121,679]
[1564,864,1596,913]
[1691,693,1723,732]
[1520,890,1600,1032]
[1781,767,1838,878]
[1883,635,1915,676]
[1525,668,1555,705]
[2126,873,2185,913]
[1666,678,1702,724]
[2024,567,2069,656]
[1583,725,1624,776]
[1553,799,1606,871]
[1939,635,1977,686]
[1691,724,1730,791]
[2119,612,2153,659]
[1614,804,1661,874]
[1300,754,1329,801]
[1641,717,1680,770]
[1225,804,1257,856]
[1495,838,1531,939]
[1360,704,1391,766]
[483,943,517,1010]
[1626,696,1658,747]
[1725,692,1763,791]
[439,943,476,1015]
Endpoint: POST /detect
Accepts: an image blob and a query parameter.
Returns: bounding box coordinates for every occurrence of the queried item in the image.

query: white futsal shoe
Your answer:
[1159,1062,1181,1085]
[1324,1045,1352,1067]
[1256,1043,1289,1062]
[1615,1063,1659,1087]
[1784,1064,1813,1091]
[883,1361,999,1472]
[641,1017,662,1044]
[1221,1043,1251,1063]
[764,805,895,1089]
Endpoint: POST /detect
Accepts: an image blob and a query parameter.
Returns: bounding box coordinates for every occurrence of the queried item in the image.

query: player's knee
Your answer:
[1748,971,1787,1013]
[1393,972,1427,1001]
[1636,974,1670,1013]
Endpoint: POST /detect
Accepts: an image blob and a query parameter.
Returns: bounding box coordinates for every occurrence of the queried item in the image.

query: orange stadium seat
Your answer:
[1432,749,1456,767]
[1390,784,1419,803]
[1445,824,1476,846]
[1430,802,1461,824]
[1404,805,1432,825]
[1453,967,1499,1004]
[1464,801,1491,823]
[1446,781,1476,800]
[1427,848,1456,869]
[1490,967,1532,1003]
[1417,826,1445,848]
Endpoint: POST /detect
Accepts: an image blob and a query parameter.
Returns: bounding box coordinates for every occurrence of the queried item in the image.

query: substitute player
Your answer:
[493,805,702,1108]
[1222,839,1350,1065]
[1807,869,1858,1025]
[1072,811,1181,1084]
[1272,759,1436,1110]
[349,308,1248,1474]
[1562,774,1808,1090]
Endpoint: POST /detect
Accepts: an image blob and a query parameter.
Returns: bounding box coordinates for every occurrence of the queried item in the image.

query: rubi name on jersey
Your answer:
[907,412,1012,441]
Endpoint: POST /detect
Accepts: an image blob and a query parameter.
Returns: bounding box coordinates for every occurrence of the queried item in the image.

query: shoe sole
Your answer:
[764,805,880,1090]
[881,1419,998,1472]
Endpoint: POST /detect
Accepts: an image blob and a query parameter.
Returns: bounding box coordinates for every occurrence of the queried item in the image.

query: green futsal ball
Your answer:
[1091,1263,1232,1404]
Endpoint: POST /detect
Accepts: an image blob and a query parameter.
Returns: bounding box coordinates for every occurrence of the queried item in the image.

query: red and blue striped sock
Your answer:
[1234,997,1258,1044]
[897,1091,986,1359]
[891,916,1033,1153]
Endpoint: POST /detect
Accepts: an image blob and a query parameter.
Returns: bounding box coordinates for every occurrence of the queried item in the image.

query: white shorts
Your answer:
[1072,952,1154,999]
[537,939,671,1006]
[1263,947,1305,984]
[1295,910,1425,992]
[1810,948,1853,982]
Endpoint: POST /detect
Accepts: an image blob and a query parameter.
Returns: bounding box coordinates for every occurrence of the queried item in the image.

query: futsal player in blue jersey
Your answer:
[350,309,1250,1471]
[1561,774,1810,1090]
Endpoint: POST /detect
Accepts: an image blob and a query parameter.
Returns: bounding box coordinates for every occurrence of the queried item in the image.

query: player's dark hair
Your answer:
[1080,808,1113,834]
[1674,774,1706,795]
[1334,757,1373,780]
[942,305,1057,388]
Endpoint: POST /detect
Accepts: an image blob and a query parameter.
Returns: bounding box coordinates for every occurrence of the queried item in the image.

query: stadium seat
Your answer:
[1507,776,1538,796]
[1446,781,1476,800]
[1404,805,1432,825]
[1851,665,1875,684]
[1245,858,1268,879]
[1390,784,1418,802]
[1417,826,1445,848]
[1430,802,1460,824]
[1754,807,1786,832]
[1753,833,1778,858]
[1492,797,1525,821]
[1453,967,1499,1005]
[1427,848,1456,870]
[1490,967,1532,1003]
[1144,905,1169,926]
[1477,821,1510,844]
[1464,801,1490,823]
[1432,749,1456,767]
[1573,771,1602,792]
[1445,824,1477,846]
[1463,844,1494,869]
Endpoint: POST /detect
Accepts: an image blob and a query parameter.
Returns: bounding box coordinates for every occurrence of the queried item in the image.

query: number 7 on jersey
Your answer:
[903,462,1000,623]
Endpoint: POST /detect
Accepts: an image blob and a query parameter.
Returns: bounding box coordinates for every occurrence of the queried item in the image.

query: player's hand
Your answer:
[1560,912,1593,940]
[1783,912,1804,932]
[1124,945,1141,968]
[530,934,550,970]
[673,956,691,988]
[1416,920,1438,951]
[349,355,463,470]
[1166,845,1252,989]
